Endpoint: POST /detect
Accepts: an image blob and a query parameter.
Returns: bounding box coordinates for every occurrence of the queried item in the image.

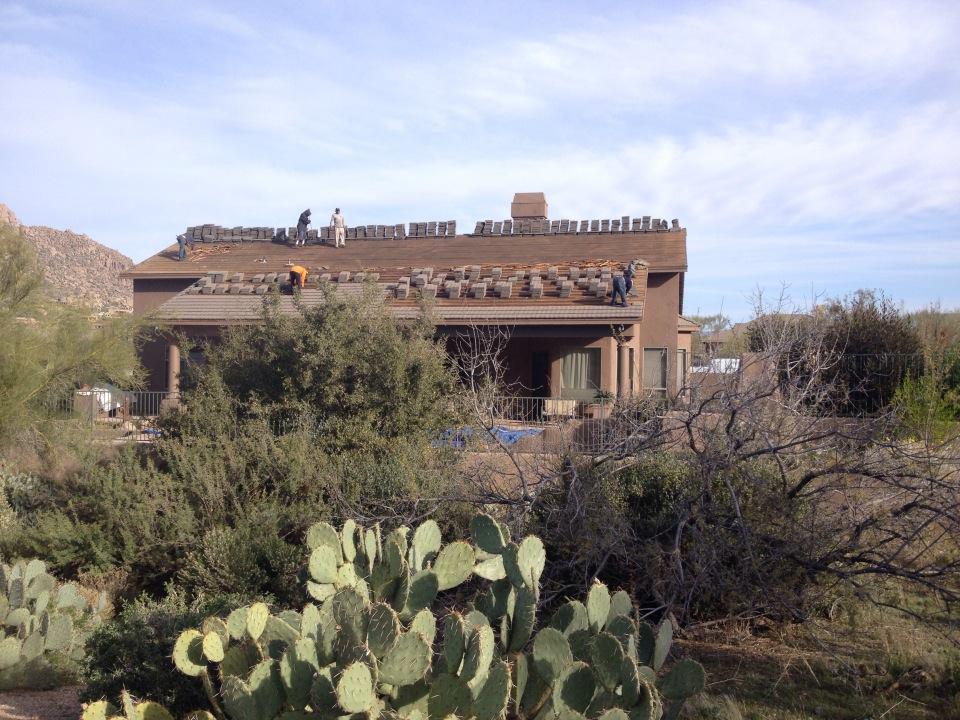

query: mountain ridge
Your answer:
[0,203,133,315]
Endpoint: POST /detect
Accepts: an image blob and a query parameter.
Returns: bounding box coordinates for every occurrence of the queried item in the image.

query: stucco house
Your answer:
[123,194,691,409]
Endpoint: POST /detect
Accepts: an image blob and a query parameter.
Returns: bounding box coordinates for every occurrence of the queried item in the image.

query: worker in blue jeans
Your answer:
[611,274,628,306]
[177,234,188,261]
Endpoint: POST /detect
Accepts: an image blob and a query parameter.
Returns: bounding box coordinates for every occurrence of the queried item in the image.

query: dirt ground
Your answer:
[0,687,80,720]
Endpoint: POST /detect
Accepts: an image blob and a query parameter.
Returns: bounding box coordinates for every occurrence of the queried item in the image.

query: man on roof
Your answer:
[289,264,309,290]
[296,209,311,247]
[330,207,346,247]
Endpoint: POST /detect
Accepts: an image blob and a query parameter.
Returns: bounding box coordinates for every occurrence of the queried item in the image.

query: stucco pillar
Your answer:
[167,343,181,398]
[617,342,630,397]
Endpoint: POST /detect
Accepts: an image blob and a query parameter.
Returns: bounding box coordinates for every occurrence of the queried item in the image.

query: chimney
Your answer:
[511,192,548,221]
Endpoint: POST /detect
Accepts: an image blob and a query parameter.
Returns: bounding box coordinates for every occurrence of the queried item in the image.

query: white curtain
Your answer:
[561,349,600,399]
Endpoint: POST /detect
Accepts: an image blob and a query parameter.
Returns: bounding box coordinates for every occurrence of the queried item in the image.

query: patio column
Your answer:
[167,343,181,399]
[617,341,630,397]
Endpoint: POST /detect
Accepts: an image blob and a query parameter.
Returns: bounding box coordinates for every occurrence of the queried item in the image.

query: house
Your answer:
[123,194,689,407]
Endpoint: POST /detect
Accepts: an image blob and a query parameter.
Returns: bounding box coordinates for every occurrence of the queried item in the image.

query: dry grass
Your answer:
[677,590,960,719]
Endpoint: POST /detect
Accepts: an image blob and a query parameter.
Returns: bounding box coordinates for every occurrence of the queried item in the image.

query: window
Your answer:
[676,349,688,392]
[560,348,601,400]
[643,348,667,395]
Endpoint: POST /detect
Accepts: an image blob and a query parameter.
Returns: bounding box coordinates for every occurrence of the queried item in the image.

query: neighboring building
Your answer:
[123,194,690,406]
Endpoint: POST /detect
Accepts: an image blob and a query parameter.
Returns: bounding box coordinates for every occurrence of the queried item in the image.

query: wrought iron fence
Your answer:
[45,389,171,442]
[439,395,657,455]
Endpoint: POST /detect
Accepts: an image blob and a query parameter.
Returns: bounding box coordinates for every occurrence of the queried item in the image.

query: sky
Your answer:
[1,0,958,319]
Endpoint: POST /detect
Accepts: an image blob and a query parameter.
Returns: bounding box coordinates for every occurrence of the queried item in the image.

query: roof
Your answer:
[678,315,702,332]
[124,226,687,280]
[154,262,648,326]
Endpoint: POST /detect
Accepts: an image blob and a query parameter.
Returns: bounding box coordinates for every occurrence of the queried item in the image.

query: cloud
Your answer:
[0,0,957,319]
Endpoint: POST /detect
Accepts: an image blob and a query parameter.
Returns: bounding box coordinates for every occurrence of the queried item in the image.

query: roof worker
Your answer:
[624,258,638,296]
[330,207,346,247]
[176,233,188,261]
[610,269,628,307]
[296,209,311,247]
[289,264,309,291]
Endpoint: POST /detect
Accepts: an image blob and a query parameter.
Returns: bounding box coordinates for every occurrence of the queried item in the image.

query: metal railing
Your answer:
[443,395,658,454]
[46,389,171,442]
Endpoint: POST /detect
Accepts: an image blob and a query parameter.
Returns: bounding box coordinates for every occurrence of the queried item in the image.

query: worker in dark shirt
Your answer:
[296,209,311,247]
[176,234,188,261]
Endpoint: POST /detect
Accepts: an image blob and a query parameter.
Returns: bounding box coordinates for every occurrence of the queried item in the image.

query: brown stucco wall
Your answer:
[636,272,681,392]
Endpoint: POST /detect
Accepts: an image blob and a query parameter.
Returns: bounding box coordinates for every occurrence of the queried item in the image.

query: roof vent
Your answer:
[511,192,548,221]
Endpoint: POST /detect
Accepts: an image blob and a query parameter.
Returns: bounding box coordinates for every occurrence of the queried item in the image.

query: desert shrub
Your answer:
[3,291,468,603]
[531,452,826,622]
[749,290,924,415]
[81,585,244,714]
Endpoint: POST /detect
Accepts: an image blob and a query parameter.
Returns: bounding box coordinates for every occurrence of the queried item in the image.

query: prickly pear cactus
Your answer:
[0,558,105,688]
[164,515,705,720]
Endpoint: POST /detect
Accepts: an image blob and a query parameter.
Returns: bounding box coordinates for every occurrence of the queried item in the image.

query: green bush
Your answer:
[80,586,243,714]
[2,290,468,605]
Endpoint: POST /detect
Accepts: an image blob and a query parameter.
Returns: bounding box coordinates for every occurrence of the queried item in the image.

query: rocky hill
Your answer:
[0,203,133,315]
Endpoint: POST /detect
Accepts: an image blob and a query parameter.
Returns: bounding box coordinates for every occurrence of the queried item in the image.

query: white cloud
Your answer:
[0,0,957,319]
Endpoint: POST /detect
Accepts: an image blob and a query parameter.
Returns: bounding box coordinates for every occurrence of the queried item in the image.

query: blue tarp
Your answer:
[434,425,544,449]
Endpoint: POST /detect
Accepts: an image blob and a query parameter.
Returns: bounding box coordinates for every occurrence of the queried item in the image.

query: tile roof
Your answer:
[155,262,648,325]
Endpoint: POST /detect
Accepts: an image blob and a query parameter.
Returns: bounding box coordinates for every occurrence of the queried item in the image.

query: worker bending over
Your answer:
[289,264,309,290]
[330,208,346,247]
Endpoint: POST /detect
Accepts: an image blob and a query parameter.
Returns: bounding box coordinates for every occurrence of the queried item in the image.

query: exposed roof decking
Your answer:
[124,229,687,279]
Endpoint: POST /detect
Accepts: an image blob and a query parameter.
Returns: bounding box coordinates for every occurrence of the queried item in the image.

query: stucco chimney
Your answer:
[511,192,548,220]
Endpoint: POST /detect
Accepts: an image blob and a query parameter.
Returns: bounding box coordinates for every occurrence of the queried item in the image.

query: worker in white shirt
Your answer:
[330,208,346,247]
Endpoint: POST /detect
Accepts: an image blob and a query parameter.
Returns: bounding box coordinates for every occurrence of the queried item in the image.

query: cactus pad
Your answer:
[306,521,343,561]
[341,519,358,562]
[442,613,467,674]
[44,613,73,652]
[409,609,436,645]
[0,636,21,670]
[401,570,438,620]
[473,556,506,582]
[380,631,431,685]
[554,662,595,715]
[133,702,174,720]
[433,541,475,591]
[225,607,249,640]
[280,638,320,710]
[201,631,224,663]
[336,661,375,713]
[332,588,369,643]
[367,603,401,657]
[652,621,672,671]
[245,602,269,640]
[470,514,507,554]
[532,627,573,683]
[586,581,611,633]
[503,537,545,590]
[172,629,206,677]
[461,624,495,684]
[597,710,629,720]
[590,633,625,691]
[659,658,706,700]
[412,520,442,565]
[309,546,339,584]
[507,586,536,652]
[428,674,474,718]
[220,676,259,720]
[474,660,510,720]
[81,701,116,720]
